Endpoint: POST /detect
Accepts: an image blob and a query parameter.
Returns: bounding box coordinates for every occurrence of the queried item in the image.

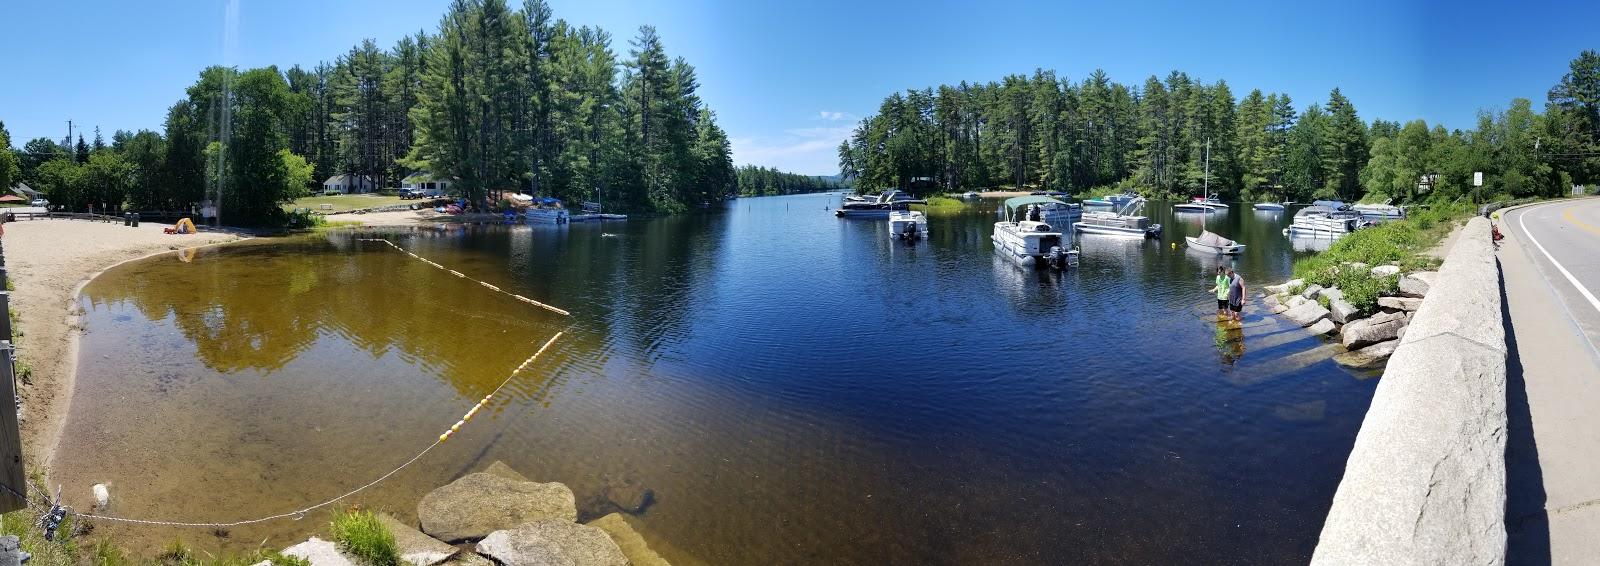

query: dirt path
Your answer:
[2,219,242,469]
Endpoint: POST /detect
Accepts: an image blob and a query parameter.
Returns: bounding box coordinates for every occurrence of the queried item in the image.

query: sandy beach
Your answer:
[2,219,242,468]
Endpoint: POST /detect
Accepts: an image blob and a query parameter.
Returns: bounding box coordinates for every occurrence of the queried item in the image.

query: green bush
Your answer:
[267,552,313,566]
[330,510,399,566]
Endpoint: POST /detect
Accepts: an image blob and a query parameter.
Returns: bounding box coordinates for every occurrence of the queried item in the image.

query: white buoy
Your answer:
[92,484,110,510]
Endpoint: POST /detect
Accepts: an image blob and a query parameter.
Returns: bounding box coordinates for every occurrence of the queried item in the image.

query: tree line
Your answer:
[840,50,1600,204]
[4,0,743,224]
[735,165,842,196]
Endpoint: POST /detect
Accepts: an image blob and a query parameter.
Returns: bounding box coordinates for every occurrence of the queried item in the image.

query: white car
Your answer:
[29,199,47,207]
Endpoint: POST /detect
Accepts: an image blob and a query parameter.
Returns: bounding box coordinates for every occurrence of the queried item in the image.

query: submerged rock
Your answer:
[419,473,578,543]
[1283,301,1331,327]
[588,514,671,566]
[483,461,531,483]
[476,519,627,566]
[1399,271,1436,297]
[1334,339,1401,369]
[1341,312,1407,350]
[378,514,459,566]
[1378,296,1424,312]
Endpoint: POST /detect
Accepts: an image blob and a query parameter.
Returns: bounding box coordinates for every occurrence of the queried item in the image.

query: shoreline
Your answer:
[3,220,244,477]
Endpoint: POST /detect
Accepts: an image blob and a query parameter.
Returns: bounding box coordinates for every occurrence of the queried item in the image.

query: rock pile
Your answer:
[1262,266,1437,369]
[272,462,670,566]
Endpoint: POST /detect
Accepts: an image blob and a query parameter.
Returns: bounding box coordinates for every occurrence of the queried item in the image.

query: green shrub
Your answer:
[267,552,313,566]
[330,510,399,566]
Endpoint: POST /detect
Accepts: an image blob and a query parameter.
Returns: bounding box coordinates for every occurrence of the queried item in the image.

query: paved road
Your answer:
[1500,198,1600,565]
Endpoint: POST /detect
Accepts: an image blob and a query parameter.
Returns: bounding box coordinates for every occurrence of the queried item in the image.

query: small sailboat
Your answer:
[1185,139,1246,255]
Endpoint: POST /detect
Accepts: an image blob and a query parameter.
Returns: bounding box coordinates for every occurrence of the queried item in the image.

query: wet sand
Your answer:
[2,219,241,467]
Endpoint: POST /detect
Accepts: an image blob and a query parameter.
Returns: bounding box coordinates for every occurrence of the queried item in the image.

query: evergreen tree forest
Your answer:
[840,52,1600,204]
[734,165,842,196]
[7,0,740,224]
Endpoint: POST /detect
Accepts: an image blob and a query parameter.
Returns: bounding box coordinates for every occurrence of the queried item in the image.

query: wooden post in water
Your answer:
[0,343,25,512]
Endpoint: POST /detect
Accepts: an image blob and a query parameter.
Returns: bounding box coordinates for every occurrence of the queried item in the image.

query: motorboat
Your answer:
[961,191,982,199]
[1353,202,1406,221]
[1282,205,1365,237]
[1107,192,1139,207]
[1252,202,1286,211]
[888,210,928,240]
[1173,196,1226,213]
[835,190,925,218]
[993,196,1078,269]
[524,197,571,224]
[1186,230,1246,255]
[1074,197,1162,238]
[1082,197,1115,208]
[1030,190,1068,197]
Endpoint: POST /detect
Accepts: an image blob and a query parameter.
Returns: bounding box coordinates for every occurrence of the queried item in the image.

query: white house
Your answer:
[322,174,378,195]
[401,172,454,195]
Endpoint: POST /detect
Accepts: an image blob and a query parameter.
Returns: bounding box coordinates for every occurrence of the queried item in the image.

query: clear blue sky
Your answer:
[4,0,1595,175]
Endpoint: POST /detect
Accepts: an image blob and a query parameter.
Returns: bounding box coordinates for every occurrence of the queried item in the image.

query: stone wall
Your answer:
[1312,217,1508,565]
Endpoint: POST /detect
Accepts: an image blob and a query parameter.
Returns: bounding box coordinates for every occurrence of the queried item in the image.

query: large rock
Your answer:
[1300,283,1325,299]
[476,519,627,566]
[1333,339,1400,369]
[1342,312,1407,350]
[282,537,358,566]
[1398,271,1436,297]
[1318,287,1345,302]
[419,473,578,543]
[1307,318,1336,336]
[483,461,531,483]
[1286,294,1309,308]
[588,514,671,566]
[1370,265,1401,277]
[1378,296,1424,312]
[1263,293,1281,308]
[378,514,459,566]
[1283,301,1331,327]
[1265,279,1304,295]
[1329,298,1358,324]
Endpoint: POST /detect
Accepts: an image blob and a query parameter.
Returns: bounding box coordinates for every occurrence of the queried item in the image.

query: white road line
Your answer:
[1517,202,1600,317]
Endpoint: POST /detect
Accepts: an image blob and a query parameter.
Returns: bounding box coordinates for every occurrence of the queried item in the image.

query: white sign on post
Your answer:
[1473,172,1483,187]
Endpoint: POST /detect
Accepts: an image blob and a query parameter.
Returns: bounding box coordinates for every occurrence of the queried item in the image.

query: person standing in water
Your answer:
[1227,266,1246,322]
[1212,266,1230,318]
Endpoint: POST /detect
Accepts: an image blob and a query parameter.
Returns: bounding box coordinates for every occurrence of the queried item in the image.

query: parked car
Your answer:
[399,188,426,200]
[30,198,48,207]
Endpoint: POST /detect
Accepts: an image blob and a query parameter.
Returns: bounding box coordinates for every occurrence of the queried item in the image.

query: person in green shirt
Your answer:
[1212,266,1231,318]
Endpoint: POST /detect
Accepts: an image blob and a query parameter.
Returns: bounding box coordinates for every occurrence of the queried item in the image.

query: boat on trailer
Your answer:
[993,196,1078,269]
[888,210,928,241]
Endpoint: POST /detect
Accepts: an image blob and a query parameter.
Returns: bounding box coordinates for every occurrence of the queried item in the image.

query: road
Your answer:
[1500,198,1600,565]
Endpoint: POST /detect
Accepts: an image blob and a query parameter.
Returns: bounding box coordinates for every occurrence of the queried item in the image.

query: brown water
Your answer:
[52,195,1378,563]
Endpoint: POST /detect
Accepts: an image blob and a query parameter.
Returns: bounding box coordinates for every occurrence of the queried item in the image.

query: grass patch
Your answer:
[921,196,966,211]
[1288,201,1470,315]
[330,509,399,566]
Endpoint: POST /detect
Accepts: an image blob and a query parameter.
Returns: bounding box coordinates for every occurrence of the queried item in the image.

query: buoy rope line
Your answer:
[60,331,564,528]
[356,238,570,316]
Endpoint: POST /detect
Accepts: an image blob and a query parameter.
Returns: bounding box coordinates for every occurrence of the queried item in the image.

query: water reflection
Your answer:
[54,195,1379,564]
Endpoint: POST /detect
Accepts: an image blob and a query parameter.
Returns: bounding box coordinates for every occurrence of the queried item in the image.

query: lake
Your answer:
[52,193,1378,564]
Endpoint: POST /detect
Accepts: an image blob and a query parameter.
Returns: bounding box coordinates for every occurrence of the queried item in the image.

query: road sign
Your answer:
[1473,172,1483,187]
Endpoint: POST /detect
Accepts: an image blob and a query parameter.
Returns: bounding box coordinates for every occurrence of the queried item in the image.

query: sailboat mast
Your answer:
[1203,138,1210,231]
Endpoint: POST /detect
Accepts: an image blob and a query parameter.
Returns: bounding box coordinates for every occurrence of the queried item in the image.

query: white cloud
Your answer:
[732,124,855,176]
[817,110,854,122]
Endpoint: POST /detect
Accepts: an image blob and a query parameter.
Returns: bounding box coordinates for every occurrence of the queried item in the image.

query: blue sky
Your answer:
[3,0,1595,175]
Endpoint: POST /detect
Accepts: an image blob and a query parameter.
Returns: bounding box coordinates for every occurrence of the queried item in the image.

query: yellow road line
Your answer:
[1562,203,1600,237]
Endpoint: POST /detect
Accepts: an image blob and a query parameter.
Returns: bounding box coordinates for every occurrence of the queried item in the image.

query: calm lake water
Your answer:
[53,194,1378,564]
